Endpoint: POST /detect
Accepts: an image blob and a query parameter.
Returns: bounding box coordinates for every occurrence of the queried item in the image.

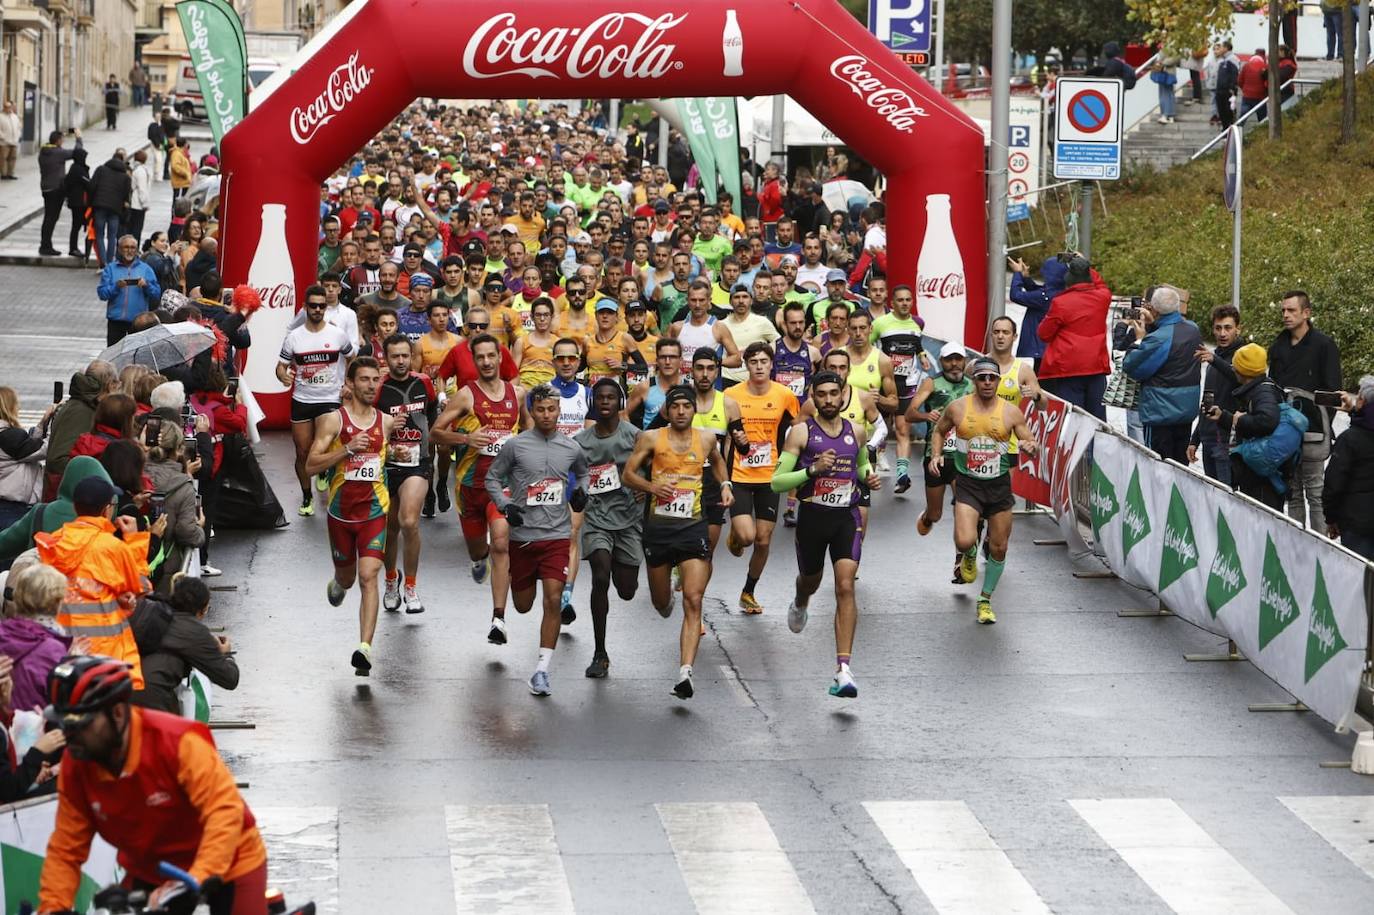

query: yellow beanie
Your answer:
[1232,343,1268,376]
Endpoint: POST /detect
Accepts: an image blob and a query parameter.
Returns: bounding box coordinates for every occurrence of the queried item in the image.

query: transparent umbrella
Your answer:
[97,321,217,372]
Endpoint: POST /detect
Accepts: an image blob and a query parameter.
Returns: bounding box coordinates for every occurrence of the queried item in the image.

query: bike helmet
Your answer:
[44,655,134,729]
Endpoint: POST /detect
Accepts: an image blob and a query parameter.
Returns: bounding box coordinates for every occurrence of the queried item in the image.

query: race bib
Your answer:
[557,419,585,437]
[655,487,696,519]
[588,462,621,494]
[389,442,420,467]
[742,441,773,468]
[967,435,1004,479]
[521,311,536,332]
[892,353,915,377]
[298,361,334,386]
[526,478,565,506]
[344,453,382,482]
[481,430,514,457]
[775,370,806,396]
[943,430,958,453]
[809,475,854,507]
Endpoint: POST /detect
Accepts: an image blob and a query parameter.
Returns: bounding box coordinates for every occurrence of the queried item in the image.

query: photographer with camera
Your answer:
[1121,286,1203,463]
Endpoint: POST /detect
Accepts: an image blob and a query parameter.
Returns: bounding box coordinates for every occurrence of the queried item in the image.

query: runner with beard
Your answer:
[545,337,593,624]
[871,284,929,493]
[802,347,885,535]
[906,342,973,580]
[625,337,684,432]
[772,371,881,698]
[772,302,821,526]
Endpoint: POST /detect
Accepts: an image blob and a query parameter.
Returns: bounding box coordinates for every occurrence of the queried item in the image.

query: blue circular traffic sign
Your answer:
[1067,90,1112,134]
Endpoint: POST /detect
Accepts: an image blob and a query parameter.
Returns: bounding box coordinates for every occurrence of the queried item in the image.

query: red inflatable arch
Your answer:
[219,0,987,426]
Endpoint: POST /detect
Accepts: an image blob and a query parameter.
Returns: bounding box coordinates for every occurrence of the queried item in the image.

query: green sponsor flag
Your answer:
[176,0,249,148]
[1205,510,1247,618]
[206,0,247,73]
[1089,460,1118,542]
[703,97,743,211]
[675,99,720,204]
[1120,465,1150,560]
[1304,561,1348,682]
[1258,534,1300,650]
[1158,484,1199,592]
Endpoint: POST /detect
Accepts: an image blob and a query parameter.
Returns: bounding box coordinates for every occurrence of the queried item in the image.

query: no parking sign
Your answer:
[1054,77,1123,181]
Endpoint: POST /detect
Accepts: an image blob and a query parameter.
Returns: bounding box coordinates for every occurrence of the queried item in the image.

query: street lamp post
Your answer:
[986,0,1013,323]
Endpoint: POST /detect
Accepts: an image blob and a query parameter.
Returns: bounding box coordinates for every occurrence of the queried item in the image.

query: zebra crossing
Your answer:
[251,795,1374,914]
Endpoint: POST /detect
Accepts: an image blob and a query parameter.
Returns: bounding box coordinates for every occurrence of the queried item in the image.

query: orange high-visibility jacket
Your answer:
[36,516,150,687]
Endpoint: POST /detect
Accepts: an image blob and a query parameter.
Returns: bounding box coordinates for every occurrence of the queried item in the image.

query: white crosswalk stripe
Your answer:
[253,806,339,915]
[863,800,1050,915]
[656,802,816,915]
[1279,795,1374,881]
[1070,798,1294,915]
[446,804,576,914]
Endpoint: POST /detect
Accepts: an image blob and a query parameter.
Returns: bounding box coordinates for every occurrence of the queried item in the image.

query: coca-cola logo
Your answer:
[828,55,929,134]
[917,273,966,299]
[289,52,374,145]
[462,13,686,81]
[256,283,295,310]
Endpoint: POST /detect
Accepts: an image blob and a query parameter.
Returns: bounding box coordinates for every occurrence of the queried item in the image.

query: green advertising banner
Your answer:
[675,99,719,204]
[702,97,742,211]
[176,0,248,148]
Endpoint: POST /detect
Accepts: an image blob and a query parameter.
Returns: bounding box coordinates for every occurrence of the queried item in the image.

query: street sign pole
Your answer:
[1079,181,1094,260]
[933,0,947,94]
[986,0,1012,322]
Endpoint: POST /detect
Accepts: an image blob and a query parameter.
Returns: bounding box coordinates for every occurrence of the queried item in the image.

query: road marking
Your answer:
[717,664,755,707]
[863,800,1050,915]
[1070,798,1293,915]
[657,802,815,914]
[0,333,105,343]
[253,806,339,914]
[446,804,575,914]
[1279,795,1374,880]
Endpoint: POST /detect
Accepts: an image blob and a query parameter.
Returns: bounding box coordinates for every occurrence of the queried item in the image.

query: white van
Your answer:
[173,55,281,122]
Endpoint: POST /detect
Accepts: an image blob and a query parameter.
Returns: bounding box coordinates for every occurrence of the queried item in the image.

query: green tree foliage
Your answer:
[1124,1,1236,55]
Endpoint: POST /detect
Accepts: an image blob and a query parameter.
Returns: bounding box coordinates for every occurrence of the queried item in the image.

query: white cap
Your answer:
[500,222,520,234]
[939,341,966,360]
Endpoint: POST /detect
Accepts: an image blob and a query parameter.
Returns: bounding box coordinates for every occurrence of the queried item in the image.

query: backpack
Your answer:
[1232,401,1307,494]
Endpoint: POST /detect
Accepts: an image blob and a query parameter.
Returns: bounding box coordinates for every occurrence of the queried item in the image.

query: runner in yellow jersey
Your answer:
[513,297,557,387]
[690,347,731,562]
[556,276,595,346]
[844,310,901,486]
[803,347,885,534]
[584,300,647,387]
[989,314,1045,452]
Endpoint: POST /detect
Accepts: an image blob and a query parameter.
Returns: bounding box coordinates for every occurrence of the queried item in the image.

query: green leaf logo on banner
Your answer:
[1258,534,1300,649]
[1158,484,1199,592]
[1121,465,1150,559]
[1304,561,1347,682]
[1090,460,1118,541]
[1205,510,1247,618]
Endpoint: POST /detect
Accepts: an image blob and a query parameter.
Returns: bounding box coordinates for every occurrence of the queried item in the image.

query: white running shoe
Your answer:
[829,667,858,698]
[672,665,694,700]
[487,617,508,645]
[471,557,490,584]
[876,450,892,473]
[787,598,809,634]
[403,584,424,614]
[383,576,402,612]
[200,564,222,577]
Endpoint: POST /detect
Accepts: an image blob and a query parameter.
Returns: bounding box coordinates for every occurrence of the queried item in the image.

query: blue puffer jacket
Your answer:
[97,257,161,322]
[1009,257,1067,359]
[1122,311,1203,424]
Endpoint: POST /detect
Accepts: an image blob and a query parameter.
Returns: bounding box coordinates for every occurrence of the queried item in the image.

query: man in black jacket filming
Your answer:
[1188,304,1244,485]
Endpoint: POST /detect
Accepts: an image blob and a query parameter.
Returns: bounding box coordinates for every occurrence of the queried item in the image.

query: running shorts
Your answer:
[327,514,386,566]
[385,460,433,497]
[458,483,503,539]
[291,399,339,423]
[795,503,863,575]
[953,472,1015,518]
[643,520,711,568]
[728,481,780,522]
[857,478,871,509]
[509,537,571,591]
[581,519,643,568]
[701,474,727,526]
[924,456,957,489]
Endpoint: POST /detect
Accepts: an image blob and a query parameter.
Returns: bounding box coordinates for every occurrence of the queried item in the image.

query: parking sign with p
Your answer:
[868,0,931,52]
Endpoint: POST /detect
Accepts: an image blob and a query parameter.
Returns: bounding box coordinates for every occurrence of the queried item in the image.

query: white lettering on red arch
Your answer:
[290,52,375,145]
[462,12,687,81]
[829,55,928,133]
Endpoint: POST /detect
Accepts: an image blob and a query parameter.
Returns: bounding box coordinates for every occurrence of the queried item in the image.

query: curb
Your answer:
[0,137,155,245]
[0,253,101,269]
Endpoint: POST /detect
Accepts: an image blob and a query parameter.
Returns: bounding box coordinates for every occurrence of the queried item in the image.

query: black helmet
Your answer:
[44,655,134,729]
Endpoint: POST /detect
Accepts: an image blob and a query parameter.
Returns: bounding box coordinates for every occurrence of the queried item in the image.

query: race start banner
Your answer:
[1,796,120,911]
[176,0,249,148]
[1091,432,1370,729]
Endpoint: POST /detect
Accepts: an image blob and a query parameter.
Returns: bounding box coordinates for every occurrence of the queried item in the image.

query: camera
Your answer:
[1202,391,1216,411]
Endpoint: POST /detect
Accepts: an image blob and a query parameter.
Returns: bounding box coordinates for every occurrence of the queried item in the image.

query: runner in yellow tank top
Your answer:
[989,315,1046,455]
[513,298,558,387]
[413,302,461,395]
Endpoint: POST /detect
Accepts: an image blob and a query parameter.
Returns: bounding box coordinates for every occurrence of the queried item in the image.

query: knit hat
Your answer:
[1232,343,1268,377]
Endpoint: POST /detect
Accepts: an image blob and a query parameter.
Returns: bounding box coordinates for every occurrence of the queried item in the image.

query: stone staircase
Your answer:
[1123,58,1345,172]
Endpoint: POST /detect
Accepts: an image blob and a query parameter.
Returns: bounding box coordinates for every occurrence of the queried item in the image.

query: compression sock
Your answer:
[404,575,416,588]
[896,457,910,477]
[493,606,506,620]
[536,647,555,673]
[385,570,399,584]
[836,653,851,669]
[744,574,760,594]
[982,557,1006,597]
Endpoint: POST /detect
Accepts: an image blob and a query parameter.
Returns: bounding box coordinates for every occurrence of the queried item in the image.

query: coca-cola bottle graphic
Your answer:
[915,193,967,345]
[243,204,296,397]
[722,10,744,77]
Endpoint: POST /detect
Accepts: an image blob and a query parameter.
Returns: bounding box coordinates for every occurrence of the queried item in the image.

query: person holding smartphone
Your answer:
[97,235,161,345]
[188,364,248,577]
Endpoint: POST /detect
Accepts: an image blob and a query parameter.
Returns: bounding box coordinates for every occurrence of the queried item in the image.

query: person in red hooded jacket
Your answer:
[67,394,137,464]
[188,363,248,577]
[1036,254,1112,420]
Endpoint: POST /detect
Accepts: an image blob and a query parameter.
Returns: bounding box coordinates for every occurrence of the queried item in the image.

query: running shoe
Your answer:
[560,586,576,625]
[351,642,372,676]
[326,578,347,607]
[656,591,677,619]
[787,598,809,633]
[315,474,327,492]
[471,556,490,584]
[977,597,997,625]
[672,665,694,700]
[298,498,314,517]
[726,527,744,557]
[585,652,610,679]
[383,575,402,612]
[916,511,933,536]
[200,564,222,577]
[894,473,912,494]
[435,486,451,514]
[876,450,892,473]
[404,584,425,614]
[739,592,763,614]
[487,617,508,645]
[422,489,436,519]
[957,548,978,584]
[782,501,797,527]
[829,668,859,698]
[529,670,552,696]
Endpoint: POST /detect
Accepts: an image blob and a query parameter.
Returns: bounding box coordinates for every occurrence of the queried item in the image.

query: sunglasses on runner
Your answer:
[467,321,490,329]
[972,372,1000,382]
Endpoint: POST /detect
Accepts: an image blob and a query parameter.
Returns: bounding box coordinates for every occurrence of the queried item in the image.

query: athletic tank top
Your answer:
[454,380,520,488]
[556,383,591,437]
[798,418,861,508]
[643,380,669,430]
[839,388,871,436]
[625,333,657,390]
[996,357,1023,454]
[585,332,629,386]
[848,347,882,394]
[773,339,813,401]
[693,391,728,438]
[327,406,389,521]
[376,372,436,469]
[418,332,460,391]
[518,335,556,387]
[953,396,1013,480]
[676,317,718,362]
[648,427,706,526]
[924,374,974,457]
[555,309,592,346]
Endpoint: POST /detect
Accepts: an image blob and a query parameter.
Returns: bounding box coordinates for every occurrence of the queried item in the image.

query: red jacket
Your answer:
[1238,55,1268,101]
[1036,269,1112,379]
[438,339,519,387]
[189,391,249,475]
[67,423,123,462]
[758,178,785,223]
